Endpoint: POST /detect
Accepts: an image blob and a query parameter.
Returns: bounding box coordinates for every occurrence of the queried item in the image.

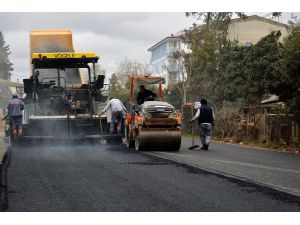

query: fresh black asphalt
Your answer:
[3,141,300,212]
[146,137,300,196]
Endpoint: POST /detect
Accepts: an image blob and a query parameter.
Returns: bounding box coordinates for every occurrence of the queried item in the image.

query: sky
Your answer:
[0,12,298,82]
[0,12,196,81]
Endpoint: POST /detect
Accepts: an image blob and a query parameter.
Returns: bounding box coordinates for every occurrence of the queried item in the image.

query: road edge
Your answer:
[183,136,299,154]
[142,151,300,201]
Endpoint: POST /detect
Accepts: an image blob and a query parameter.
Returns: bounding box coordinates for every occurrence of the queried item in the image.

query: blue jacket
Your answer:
[7,98,24,117]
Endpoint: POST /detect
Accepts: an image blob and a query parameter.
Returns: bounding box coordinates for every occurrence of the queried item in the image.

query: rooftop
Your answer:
[148,15,289,52]
[147,35,181,52]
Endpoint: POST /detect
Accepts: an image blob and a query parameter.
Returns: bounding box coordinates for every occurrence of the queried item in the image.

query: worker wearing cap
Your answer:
[99,97,127,134]
[2,94,25,136]
[191,99,215,150]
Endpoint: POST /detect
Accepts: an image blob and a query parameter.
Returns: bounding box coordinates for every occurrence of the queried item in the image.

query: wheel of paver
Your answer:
[125,124,134,148]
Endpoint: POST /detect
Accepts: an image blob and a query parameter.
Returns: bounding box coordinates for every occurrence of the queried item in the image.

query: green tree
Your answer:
[276,23,300,122]
[243,31,282,104]
[183,12,247,105]
[108,73,130,107]
[216,31,282,106]
[215,41,250,105]
[0,31,14,107]
[164,83,184,110]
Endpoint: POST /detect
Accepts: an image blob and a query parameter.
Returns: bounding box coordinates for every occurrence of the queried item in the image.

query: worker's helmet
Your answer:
[12,94,18,99]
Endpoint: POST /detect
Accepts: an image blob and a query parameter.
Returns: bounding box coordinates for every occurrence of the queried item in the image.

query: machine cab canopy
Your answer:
[129,75,165,104]
[130,76,165,85]
[32,52,99,69]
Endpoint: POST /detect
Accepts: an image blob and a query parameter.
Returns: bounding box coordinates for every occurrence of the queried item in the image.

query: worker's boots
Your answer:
[201,144,209,150]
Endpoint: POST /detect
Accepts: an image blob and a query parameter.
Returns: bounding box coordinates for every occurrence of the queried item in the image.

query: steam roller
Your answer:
[125,76,182,151]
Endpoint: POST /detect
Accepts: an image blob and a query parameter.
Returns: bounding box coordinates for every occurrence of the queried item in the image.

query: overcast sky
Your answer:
[0,12,298,81]
[0,12,196,81]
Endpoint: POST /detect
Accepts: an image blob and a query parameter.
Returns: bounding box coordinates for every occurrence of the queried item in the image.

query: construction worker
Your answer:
[99,97,127,134]
[191,99,215,150]
[2,94,25,137]
[137,85,157,105]
[30,70,40,88]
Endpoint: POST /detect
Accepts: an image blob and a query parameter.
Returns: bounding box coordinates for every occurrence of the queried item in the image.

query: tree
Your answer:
[108,58,150,107]
[244,31,282,104]
[164,83,183,110]
[215,41,250,105]
[183,12,247,106]
[186,12,247,50]
[108,73,129,105]
[276,22,300,122]
[215,31,283,106]
[0,31,13,107]
[116,58,150,85]
[165,49,191,107]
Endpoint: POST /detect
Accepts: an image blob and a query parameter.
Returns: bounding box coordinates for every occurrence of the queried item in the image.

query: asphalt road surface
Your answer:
[3,140,300,212]
[147,137,300,196]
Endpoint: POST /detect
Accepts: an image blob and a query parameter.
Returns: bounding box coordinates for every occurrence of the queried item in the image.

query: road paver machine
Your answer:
[16,52,112,141]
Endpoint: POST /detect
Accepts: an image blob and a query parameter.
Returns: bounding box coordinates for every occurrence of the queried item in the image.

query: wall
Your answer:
[228,19,288,45]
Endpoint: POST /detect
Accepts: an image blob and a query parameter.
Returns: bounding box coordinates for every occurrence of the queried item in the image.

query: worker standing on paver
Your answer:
[191,99,215,150]
[99,97,127,134]
[29,70,40,86]
[2,94,25,137]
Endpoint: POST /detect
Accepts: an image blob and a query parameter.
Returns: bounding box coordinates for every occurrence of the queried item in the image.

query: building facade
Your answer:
[227,15,289,45]
[147,35,183,86]
[148,15,289,86]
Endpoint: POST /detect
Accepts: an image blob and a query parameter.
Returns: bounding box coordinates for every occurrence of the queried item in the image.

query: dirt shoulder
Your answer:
[182,131,300,154]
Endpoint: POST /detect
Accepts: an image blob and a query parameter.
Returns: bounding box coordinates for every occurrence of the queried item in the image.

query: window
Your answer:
[245,41,252,46]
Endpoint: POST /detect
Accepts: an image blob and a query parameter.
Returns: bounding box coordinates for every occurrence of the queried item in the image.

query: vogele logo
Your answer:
[53,53,75,58]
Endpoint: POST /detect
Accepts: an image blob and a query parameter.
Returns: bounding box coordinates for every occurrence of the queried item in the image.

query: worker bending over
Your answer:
[137,85,157,105]
[2,94,25,136]
[191,99,215,150]
[100,97,127,134]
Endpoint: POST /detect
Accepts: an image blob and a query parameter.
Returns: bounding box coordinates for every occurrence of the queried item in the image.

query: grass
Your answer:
[181,130,192,137]
[186,132,300,153]
[213,137,299,153]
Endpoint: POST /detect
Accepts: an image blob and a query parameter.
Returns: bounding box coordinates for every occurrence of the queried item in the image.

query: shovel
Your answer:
[99,115,106,144]
[189,121,200,150]
[188,106,199,150]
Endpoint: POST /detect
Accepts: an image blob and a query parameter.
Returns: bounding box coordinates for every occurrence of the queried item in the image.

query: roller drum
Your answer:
[135,130,181,151]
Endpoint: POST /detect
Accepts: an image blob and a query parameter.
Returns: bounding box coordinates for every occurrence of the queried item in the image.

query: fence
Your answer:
[182,105,299,145]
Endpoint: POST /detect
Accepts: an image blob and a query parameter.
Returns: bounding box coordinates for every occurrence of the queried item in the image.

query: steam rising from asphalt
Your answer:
[13,140,111,162]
